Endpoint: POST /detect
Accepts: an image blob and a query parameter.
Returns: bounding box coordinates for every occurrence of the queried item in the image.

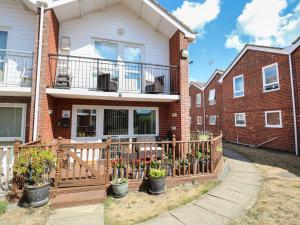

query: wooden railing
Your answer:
[13,134,223,190]
[0,146,14,193]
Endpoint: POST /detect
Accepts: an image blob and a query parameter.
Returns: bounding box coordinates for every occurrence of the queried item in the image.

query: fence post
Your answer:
[172,135,176,177]
[210,136,214,173]
[54,137,62,189]
[105,136,112,185]
[13,139,21,192]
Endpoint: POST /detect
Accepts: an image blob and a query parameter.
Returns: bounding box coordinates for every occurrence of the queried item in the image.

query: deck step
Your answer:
[51,189,106,209]
[53,185,106,195]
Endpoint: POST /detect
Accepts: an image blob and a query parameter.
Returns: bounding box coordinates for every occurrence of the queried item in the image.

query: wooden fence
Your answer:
[13,134,223,190]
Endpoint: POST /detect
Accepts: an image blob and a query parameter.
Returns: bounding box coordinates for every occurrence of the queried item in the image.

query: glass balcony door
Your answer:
[0,31,8,83]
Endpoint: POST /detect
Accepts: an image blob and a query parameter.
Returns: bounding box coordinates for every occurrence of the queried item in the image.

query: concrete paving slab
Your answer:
[140,213,184,225]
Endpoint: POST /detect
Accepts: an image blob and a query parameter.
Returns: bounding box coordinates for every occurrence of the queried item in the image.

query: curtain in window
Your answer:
[103,109,129,135]
[134,109,156,135]
[0,107,22,138]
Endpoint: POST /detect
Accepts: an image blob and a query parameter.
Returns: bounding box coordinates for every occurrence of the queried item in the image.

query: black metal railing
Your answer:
[49,54,179,95]
[0,49,34,87]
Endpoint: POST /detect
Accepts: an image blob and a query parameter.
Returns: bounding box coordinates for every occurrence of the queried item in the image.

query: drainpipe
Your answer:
[288,54,298,156]
[33,1,48,141]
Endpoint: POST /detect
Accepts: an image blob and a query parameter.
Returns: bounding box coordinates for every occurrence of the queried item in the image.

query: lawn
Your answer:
[225,143,300,225]
[104,180,216,225]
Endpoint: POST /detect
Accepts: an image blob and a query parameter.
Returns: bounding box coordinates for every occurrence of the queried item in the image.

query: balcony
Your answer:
[47,54,180,102]
[0,49,33,96]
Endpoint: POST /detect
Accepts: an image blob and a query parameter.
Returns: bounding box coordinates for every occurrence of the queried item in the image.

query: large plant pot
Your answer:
[149,176,166,195]
[24,183,50,207]
[111,180,128,198]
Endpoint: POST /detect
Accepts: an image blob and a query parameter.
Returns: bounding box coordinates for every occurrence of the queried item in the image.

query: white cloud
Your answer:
[173,0,221,32]
[225,0,300,51]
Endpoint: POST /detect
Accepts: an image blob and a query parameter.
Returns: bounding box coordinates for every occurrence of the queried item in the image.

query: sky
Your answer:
[158,0,300,82]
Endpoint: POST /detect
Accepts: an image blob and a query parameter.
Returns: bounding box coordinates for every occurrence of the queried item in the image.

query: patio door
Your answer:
[0,31,8,83]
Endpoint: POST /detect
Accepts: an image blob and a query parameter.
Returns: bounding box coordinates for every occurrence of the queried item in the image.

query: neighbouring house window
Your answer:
[233,75,244,97]
[76,109,97,137]
[0,31,8,83]
[189,117,192,125]
[265,110,282,128]
[189,96,191,108]
[103,109,129,135]
[208,89,216,105]
[209,115,216,125]
[235,113,246,127]
[196,93,201,107]
[262,63,279,92]
[0,104,25,142]
[134,109,156,135]
[197,116,202,125]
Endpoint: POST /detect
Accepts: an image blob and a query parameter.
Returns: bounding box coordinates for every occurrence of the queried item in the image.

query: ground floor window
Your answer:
[235,113,246,127]
[72,105,158,141]
[209,115,216,125]
[197,116,202,125]
[265,110,282,128]
[0,103,26,142]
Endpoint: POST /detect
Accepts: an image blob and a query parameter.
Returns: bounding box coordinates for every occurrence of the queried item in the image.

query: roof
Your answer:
[218,40,300,83]
[203,69,223,89]
[189,81,206,90]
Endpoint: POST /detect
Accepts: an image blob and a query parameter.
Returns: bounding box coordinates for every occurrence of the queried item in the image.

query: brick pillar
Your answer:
[169,30,190,141]
[35,9,59,141]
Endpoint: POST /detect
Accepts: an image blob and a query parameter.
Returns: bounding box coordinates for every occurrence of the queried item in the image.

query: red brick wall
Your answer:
[223,50,295,152]
[189,84,204,132]
[204,72,223,136]
[0,97,31,142]
[169,30,190,141]
[47,98,170,140]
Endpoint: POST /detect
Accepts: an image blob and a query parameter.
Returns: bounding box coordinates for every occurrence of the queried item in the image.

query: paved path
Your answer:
[47,204,104,225]
[141,148,262,225]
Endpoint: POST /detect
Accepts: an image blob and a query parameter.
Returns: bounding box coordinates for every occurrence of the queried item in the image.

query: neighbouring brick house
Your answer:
[189,81,205,132]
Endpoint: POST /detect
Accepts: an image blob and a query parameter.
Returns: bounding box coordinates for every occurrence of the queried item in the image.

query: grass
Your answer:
[104,180,217,225]
[225,143,300,225]
[0,201,8,215]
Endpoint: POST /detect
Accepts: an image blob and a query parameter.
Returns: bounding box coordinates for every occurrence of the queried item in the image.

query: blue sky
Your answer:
[158,0,300,82]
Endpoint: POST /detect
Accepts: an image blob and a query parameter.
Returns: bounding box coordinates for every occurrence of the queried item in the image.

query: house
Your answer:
[219,39,300,153]
[1,0,196,145]
[203,70,223,136]
[189,81,205,132]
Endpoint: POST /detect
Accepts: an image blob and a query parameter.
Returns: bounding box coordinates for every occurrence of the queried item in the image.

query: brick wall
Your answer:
[0,97,31,142]
[223,50,295,152]
[189,84,204,132]
[169,30,190,141]
[204,72,223,136]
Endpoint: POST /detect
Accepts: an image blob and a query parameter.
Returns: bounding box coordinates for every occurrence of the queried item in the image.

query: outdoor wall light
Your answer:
[181,49,188,59]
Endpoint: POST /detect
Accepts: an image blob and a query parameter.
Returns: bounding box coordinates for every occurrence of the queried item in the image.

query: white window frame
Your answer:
[262,63,280,93]
[265,110,282,128]
[235,113,246,127]
[189,117,192,125]
[208,89,216,105]
[0,103,27,142]
[233,75,244,98]
[196,93,201,107]
[197,116,202,125]
[209,115,217,125]
[71,105,159,142]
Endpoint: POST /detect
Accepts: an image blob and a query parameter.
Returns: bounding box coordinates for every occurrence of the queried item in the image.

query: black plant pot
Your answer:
[149,176,166,195]
[24,182,50,207]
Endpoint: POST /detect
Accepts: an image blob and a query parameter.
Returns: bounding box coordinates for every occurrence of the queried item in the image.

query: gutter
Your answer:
[33,0,48,140]
[288,54,298,156]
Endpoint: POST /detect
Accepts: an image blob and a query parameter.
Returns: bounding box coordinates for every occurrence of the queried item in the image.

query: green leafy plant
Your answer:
[150,160,162,169]
[216,145,223,153]
[0,201,8,215]
[149,168,166,178]
[198,134,210,141]
[111,178,128,185]
[14,148,56,186]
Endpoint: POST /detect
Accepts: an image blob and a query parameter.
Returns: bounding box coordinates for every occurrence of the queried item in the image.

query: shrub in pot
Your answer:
[111,178,128,197]
[14,148,56,207]
[148,168,166,195]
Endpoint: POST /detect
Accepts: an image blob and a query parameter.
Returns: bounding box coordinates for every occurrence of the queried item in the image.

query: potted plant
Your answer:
[148,168,166,195]
[111,178,128,198]
[162,156,173,176]
[179,158,189,175]
[14,148,56,207]
[133,160,145,180]
[111,158,127,179]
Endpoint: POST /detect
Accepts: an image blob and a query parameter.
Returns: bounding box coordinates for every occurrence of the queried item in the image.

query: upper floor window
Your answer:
[197,116,202,125]
[235,113,246,127]
[189,96,191,108]
[196,93,201,107]
[209,115,216,125]
[208,89,216,105]
[265,110,282,128]
[262,63,279,92]
[233,75,244,98]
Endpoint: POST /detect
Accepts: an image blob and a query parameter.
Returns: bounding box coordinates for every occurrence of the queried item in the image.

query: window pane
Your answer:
[0,31,7,83]
[209,89,216,101]
[0,107,22,138]
[264,65,278,84]
[234,76,244,97]
[134,109,156,134]
[104,109,128,135]
[209,116,216,125]
[94,41,117,60]
[266,112,280,126]
[123,46,141,62]
[196,94,201,106]
[76,109,97,137]
[236,113,245,125]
